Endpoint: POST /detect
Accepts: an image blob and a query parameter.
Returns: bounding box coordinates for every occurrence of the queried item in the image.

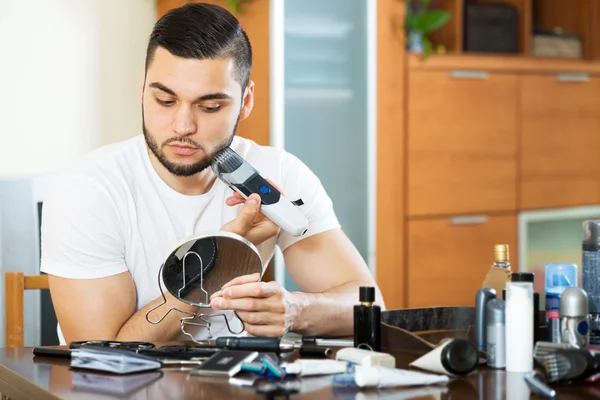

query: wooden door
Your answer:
[408,70,518,217]
[520,74,600,210]
[407,214,517,308]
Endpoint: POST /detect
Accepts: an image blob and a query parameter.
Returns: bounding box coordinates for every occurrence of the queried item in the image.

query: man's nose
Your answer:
[173,104,197,136]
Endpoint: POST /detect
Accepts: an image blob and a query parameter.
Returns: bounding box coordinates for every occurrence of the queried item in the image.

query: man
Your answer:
[41,2,384,344]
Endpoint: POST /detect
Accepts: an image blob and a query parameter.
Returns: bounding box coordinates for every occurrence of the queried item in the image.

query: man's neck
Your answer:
[146,147,216,196]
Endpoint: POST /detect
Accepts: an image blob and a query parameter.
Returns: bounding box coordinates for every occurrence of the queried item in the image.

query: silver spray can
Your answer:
[560,287,590,347]
[486,299,506,368]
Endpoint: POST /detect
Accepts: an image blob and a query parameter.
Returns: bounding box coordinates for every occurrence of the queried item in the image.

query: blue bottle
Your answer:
[545,263,577,343]
[583,220,600,344]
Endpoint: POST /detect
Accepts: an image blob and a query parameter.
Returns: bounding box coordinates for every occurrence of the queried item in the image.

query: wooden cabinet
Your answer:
[407,214,517,308]
[408,70,518,217]
[533,0,597,60]
[520,74,600,209]
[596,1,600,59]
[427,0,600,60]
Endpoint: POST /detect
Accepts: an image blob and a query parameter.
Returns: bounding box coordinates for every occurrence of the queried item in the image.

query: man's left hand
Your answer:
[209,273,303,337]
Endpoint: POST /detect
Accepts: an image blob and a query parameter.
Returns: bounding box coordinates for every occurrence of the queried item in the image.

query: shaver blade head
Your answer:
[211,147,244,174]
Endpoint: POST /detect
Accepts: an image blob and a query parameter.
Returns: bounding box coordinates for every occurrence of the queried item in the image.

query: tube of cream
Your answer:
[283,359,349,376]
[409,338,479,376]
[332,365,449,388]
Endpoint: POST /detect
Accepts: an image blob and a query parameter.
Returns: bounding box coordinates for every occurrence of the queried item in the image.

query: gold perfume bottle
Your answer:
[481,244,512,297]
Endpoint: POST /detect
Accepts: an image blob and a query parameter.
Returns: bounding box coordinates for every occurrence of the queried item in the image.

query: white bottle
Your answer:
[505,282,534,372]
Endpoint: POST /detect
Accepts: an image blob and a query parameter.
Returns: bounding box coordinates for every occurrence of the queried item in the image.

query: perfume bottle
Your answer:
[353,286,381,351]
[482,244,512,298]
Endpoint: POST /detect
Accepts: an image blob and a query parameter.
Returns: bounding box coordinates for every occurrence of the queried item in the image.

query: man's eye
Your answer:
[202,105,221,113]
[156,98,174,107]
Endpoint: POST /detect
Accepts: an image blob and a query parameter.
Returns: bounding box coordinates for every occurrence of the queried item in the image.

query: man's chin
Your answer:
[159,157,213,177]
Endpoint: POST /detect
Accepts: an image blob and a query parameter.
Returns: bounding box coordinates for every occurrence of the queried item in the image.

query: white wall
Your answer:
[0,0,156,346]
[1,0,156,178]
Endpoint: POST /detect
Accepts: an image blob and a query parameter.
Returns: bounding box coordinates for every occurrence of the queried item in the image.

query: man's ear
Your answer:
[239,80,255,121]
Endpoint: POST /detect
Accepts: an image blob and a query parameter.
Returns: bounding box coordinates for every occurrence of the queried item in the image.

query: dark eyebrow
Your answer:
[148,82,232,102]
[197,93,232,101]
[149,82,176,96]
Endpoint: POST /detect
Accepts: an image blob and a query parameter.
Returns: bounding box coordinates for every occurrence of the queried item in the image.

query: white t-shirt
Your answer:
[40,134,340,344]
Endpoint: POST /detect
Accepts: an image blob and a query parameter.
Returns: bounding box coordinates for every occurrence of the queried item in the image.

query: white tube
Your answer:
[409,339,452,375]
[353,365,449,388]
[283,360,349,376]
[505,282,534,372]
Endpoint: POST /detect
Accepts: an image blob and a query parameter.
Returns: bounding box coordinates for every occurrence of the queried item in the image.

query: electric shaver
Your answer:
[211,147,309,237]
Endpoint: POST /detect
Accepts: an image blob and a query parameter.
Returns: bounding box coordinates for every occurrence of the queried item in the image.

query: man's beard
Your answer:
[142,114,239,178]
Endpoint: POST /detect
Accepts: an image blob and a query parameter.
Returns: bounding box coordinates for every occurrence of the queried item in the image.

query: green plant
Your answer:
[405,0,451,59]
[185,0,248,14]
[223,0,248,13]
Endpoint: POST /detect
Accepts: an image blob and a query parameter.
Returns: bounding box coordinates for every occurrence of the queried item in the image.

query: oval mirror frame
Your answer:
[161,231,263,307]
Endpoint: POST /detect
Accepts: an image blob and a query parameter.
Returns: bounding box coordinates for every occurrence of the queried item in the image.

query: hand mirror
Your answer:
[145,231,263,340]
[161,231,263,306]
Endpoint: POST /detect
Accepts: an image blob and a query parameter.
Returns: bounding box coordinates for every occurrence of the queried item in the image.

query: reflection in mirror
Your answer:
[146,231,263,340]
[162,231,263,306]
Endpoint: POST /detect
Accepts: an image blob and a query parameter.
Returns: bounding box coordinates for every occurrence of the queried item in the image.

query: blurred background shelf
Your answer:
[409,53,600,73]
[427,0,600,61]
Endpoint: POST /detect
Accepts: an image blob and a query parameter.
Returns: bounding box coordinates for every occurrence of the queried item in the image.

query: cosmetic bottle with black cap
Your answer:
[354,286,381,351]
[503,272,540,344]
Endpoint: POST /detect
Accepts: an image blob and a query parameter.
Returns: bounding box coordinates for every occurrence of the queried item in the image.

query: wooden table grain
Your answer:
[0,340,598,399]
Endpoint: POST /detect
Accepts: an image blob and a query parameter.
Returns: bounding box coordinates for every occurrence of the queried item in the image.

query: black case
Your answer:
[464,3,520,53]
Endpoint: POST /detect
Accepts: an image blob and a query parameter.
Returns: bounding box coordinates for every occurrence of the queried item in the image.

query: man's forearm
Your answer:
[291,280,386,337]
[115,292,200,342]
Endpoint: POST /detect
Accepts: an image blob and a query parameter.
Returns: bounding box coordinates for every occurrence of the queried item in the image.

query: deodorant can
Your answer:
[545,263,577,343]
[560,287,590,347]
[486,299,505,368]
[583,220,600,344]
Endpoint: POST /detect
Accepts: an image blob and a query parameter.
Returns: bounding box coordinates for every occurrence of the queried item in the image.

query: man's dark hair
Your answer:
[145,3,252,90]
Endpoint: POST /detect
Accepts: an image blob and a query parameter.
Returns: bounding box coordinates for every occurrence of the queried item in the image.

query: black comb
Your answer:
[541,348,599,383]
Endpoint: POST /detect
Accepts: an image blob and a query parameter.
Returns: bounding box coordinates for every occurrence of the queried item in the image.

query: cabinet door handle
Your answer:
[449,215,489,225]
[556,73,590,82]
[450,70,489,80]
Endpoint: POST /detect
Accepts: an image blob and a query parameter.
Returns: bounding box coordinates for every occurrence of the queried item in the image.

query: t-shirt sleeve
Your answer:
[276,152,340,252]
[40,174,128,279]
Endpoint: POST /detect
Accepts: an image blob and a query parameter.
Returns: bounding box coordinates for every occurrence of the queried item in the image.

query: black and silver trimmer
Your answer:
[211,147,308,237]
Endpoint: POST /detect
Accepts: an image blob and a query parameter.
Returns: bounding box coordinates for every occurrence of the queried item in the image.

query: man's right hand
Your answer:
[221,193,280,246]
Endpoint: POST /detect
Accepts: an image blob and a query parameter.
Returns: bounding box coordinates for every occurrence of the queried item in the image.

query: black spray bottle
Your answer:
[583,220,600,344]
[354,286,381,351]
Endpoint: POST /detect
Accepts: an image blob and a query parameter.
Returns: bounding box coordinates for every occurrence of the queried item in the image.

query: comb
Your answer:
[540,353,573,382]
[540,348,597,383]
[534,341,575,359]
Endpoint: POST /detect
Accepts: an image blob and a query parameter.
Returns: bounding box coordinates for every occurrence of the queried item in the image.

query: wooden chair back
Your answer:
[4,272,49,348]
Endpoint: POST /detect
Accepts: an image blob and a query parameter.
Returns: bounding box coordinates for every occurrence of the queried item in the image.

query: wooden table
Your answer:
[0,341,598,399]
